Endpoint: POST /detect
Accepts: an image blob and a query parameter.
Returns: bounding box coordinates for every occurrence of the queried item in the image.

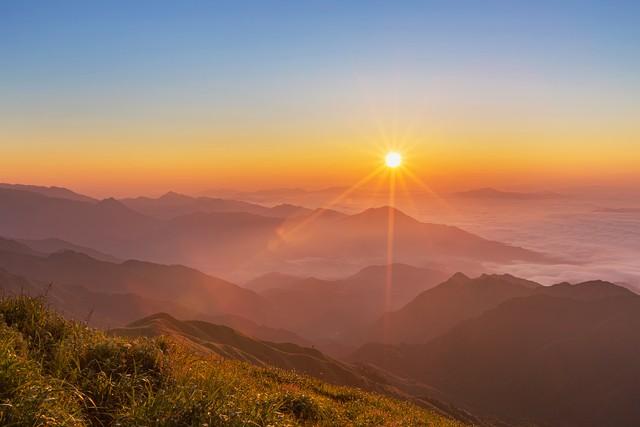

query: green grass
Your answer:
[0,296,464,426]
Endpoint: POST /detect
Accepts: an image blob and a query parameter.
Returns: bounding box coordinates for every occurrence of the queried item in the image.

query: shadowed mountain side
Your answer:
[0,266,309,346]
[246,263,449,308]
[352,279,640,426]
[18,237,122,263]
[0,188,158,249]
[363,273,542,344]
[0,267,197,327]
[204,313,312,347]
[0,183,97,202]
[0,237,41,257]
[246,264,451,343]
[0,247,272,324]
[120,191,314,220]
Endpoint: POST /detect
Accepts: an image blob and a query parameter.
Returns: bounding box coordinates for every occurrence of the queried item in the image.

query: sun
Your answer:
[385,151,402,168]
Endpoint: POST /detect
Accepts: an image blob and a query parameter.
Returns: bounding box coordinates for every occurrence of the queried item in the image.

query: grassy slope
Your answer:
[0,296,464,426]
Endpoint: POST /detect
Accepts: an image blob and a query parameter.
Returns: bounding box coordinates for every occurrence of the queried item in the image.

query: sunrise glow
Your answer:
[385,152,402,168]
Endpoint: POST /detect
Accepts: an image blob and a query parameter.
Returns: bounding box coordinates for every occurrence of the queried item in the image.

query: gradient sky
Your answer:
[2,0,639,197]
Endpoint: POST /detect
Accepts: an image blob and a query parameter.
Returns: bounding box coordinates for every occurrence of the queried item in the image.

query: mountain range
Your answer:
[352,275,640,427]
[246,264,451,345]
[0,185,551,279]
[4,182,637,426]
[451,187,563,200]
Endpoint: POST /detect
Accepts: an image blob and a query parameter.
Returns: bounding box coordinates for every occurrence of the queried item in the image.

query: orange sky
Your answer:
[2,2,639,198]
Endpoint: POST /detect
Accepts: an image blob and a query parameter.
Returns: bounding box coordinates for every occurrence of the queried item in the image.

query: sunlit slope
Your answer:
[0,296,464,426]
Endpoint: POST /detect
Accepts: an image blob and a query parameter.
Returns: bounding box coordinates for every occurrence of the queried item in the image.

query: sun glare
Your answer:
[385,151,402,168]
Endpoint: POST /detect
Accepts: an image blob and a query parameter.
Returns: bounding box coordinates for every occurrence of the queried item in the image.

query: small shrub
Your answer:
[278,392,324,422]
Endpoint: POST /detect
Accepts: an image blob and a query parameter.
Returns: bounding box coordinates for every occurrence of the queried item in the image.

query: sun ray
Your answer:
[396,171,422,219]
[278,165,386,241]
[402,165,460,216]
[383,168,397,343]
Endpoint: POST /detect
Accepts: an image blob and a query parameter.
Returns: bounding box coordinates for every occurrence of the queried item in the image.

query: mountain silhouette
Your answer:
[247,264,451,344]
[17,237,121,263]
[0,245,270,324]
[362,273,541,344]
[352,275,640,426]
[0,186,550,278]
[0,183,96,202]
[451,187,562,200]
[275,205,549,267]
[120,191,313,219]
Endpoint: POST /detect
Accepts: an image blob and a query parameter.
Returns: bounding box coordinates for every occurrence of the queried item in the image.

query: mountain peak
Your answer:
[159,191,191,201]
[352,206,417,223]
[96,197,131,211]
[449,272,471,282]
[0,182,96,203]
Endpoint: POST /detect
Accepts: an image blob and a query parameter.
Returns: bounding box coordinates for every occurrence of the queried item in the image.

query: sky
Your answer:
[1,0,639,197]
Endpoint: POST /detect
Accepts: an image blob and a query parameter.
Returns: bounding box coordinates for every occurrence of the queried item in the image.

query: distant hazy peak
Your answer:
[0,183,96,203]
[452,187,562,200]
[159,191,192,201]
[350,206,416,223]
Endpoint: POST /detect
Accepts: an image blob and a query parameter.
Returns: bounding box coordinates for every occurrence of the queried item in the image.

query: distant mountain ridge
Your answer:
[17,237,121,263]
[0,239,317,346]
[451,187,562,200]
[0,183,97,203]
[0,243,271,324]
[0,186,551,278]
[120,191,314,220]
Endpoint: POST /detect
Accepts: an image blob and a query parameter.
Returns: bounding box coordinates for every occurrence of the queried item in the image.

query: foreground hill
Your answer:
[353,275,640,426]
[112,312,385,391]
[0,296,463,426]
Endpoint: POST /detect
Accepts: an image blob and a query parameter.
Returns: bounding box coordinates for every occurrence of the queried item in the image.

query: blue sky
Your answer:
[1,1,639,195]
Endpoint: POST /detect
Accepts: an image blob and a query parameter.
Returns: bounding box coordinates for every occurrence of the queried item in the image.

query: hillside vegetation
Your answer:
[0,296,463,426]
